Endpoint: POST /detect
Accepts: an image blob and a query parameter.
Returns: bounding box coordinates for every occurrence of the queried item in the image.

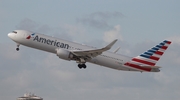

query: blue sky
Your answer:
[0,0,180,100]
[1,0,180,43]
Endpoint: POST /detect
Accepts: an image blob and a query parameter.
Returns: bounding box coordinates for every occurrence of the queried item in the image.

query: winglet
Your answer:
[114,47,120,53]
[103,39,118,51]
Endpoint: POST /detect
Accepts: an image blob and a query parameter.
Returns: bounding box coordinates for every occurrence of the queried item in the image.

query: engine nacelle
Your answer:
[56,48,74,61]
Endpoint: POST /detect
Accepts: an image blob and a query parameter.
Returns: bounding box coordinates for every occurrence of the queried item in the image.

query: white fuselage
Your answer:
[8,30,148,72]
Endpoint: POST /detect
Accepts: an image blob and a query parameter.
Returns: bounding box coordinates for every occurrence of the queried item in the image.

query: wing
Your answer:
[71,39,118,59]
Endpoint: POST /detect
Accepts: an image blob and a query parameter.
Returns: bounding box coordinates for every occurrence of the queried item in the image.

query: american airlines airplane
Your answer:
[8,30,171,72]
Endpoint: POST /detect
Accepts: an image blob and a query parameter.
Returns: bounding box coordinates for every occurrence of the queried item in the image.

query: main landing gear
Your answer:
[77,58,87,69]
[78,64,87,69]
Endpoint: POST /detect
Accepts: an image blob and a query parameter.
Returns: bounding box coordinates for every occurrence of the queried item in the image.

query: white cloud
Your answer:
[77,11,125,29]
[103,25,123,43]
[153,72,173,85]
[3,19,180,100]
[1,70,31,88]
[0,44,21,60]
[49,69,76,82]
[16,18,54,34]
[16,18,39,31]
[2,37,180,100]
[2,0,180,100]
[62,24,86,37]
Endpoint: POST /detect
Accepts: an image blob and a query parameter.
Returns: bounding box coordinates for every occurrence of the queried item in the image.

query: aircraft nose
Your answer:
[8,33,13,38]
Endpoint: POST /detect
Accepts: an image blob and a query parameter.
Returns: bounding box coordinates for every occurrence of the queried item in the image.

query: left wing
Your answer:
[71,39,118,59]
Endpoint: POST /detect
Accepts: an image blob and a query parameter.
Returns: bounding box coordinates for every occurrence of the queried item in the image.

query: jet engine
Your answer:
[56,48,74,60]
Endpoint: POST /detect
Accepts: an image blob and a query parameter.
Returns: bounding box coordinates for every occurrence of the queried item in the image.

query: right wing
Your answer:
[71,39,118,59]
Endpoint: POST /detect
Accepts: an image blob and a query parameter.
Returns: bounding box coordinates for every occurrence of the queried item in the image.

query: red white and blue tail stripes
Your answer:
[124,40,171,72]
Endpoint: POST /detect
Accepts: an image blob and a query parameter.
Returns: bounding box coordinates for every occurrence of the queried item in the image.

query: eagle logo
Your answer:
[26,33,35,39]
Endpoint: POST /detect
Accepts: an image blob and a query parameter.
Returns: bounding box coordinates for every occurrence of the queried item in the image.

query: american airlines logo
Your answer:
[26,33,35,39]
[33,35,69,49]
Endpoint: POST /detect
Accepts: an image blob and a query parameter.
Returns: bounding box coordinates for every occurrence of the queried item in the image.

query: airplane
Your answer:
[8,30,171,72]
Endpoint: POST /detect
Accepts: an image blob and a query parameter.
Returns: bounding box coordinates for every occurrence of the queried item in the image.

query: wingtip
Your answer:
[164,40,172,44]
[112,39,118,44]
[105,39,118,50]
[111,39,118,45]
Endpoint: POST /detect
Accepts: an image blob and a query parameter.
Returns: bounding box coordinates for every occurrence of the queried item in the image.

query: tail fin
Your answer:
[125,40,171,71]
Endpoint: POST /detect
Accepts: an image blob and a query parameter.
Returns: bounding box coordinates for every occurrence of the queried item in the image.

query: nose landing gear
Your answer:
[16,44,20,51]
[16,48,19,51]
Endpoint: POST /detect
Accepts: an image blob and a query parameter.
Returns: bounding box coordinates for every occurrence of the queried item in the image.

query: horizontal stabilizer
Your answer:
[141,66,161,68]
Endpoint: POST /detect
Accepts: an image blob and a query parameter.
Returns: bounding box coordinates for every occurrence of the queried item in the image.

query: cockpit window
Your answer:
[12,31,17,34]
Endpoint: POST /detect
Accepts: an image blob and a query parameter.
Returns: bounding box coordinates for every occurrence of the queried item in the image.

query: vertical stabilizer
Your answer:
[124,40,171,72]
